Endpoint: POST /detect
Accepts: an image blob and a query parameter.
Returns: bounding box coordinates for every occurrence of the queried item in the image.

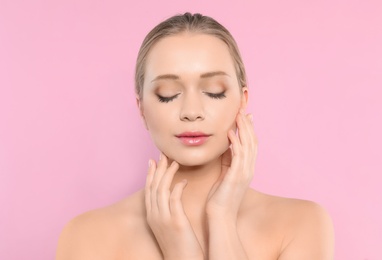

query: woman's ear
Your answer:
[240,86,249,110]
[136,95,149,130]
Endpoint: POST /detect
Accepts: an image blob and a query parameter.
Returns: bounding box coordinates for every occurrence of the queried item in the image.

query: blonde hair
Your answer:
[135,12,247,99]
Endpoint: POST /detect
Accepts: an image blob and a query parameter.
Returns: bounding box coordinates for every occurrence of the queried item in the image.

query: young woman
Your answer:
[56,13,334,260]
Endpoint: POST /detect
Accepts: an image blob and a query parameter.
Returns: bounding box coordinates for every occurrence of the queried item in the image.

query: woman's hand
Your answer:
[145,153,204,260]
[206,109,258,219]
[205,109,258,259]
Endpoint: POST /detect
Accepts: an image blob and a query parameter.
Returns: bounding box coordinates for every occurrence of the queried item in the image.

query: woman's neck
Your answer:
[170,156,223,211]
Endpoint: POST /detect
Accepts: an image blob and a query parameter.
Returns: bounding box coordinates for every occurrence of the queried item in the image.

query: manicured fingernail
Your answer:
[148,159,152,167]
[159,152,162,160]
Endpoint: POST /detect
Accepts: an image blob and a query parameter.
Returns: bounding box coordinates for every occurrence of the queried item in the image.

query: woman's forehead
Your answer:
[144,33,236,79]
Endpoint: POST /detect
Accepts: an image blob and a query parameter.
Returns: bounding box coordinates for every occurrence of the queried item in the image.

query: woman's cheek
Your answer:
[223,110,239,133]
[145,114,164,143]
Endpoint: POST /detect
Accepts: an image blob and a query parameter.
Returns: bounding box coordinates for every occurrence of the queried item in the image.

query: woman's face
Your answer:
[138,33,247,166]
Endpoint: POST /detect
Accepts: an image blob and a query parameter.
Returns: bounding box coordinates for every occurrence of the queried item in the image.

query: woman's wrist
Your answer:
[207,215,237,232]
[206,208,238,223]
[207,216,248,260]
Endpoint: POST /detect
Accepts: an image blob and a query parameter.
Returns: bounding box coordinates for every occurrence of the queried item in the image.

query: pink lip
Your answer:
[176,132,211,146]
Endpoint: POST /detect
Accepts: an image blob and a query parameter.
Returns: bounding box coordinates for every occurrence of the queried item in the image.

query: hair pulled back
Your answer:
[135,12,247,99]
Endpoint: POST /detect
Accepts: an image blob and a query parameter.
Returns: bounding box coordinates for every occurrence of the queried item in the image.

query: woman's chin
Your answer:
[168,157,206,167]
[168,151,226,168]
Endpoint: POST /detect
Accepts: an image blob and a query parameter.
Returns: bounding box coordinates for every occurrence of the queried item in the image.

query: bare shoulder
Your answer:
[245,189,334,260]
[56,190,146,260]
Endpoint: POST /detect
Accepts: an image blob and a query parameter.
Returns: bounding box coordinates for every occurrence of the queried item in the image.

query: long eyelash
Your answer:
[157,94,179,103]
[206,91,226,99]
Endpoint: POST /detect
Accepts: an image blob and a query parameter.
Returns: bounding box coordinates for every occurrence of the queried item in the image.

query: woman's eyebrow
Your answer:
[200,71,230,78]
[151,74,179,82]
[150,71,229,83]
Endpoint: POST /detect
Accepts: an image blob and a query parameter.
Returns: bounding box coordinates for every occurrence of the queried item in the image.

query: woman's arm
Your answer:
[206,110,257,259]
[207,215,249,259]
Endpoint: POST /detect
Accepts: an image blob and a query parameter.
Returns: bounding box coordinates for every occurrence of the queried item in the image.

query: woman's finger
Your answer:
[241,113,258,180]
[154,152,168,187]
[150,153,168,214]
[145,159,156,214]
[247,114,259,156]
[244,113,258,154]
[157,161,179,216]
[158,160,179,192]
[236,110,251,151]
[237,110,258,166]
[169,179,188,217]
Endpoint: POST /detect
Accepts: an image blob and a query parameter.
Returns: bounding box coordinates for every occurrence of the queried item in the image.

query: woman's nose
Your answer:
[179,92,205,122]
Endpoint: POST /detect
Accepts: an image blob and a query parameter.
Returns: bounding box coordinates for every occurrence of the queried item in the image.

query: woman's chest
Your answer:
[119,216,283,260]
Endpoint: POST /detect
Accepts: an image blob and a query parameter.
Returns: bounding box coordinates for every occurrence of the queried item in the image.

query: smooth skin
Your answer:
[56,33,334,259]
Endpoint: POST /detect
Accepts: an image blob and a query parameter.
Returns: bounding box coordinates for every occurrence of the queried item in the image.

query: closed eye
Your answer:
[156,93,180,103]
[205,91,226,99]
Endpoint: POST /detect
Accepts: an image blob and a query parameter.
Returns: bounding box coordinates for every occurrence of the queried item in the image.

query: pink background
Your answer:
[1,1,381,259]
